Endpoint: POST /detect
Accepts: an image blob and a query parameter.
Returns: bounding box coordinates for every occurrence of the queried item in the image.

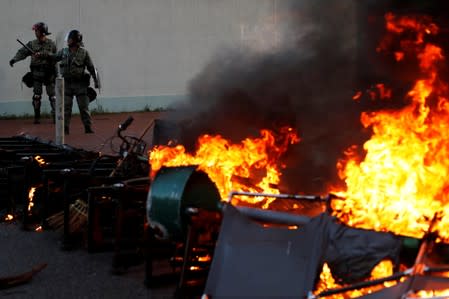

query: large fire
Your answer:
[149,11,449,299]
[331,12,449,242]
[312,13,449,298]
[150,13,449,240]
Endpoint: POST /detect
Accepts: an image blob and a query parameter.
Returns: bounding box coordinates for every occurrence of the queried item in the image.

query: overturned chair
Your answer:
[202,192,330,298]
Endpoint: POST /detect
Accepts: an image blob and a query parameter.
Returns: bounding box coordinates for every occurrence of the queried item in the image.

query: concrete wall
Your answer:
[0,0,283,116]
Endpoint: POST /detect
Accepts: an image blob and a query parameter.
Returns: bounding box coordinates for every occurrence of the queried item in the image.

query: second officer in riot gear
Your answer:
[50,29,99,134]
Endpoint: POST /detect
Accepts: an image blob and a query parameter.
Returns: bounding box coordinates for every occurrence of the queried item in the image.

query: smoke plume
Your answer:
[165,0,434,194]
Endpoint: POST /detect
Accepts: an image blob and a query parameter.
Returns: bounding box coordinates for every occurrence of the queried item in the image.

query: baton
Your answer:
[16,39,35,54]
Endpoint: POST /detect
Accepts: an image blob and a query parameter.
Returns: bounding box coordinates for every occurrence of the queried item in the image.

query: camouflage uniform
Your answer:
[53,47,98,133]
[11,39,57,123]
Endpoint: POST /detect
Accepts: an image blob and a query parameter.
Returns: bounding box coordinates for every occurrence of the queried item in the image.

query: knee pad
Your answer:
[32,95,42,110]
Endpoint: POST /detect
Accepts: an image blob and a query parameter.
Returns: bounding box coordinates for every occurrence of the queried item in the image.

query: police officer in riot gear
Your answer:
[50,29,99,134]
[9,22,57,124]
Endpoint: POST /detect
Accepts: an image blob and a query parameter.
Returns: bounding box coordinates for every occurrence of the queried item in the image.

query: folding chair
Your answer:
[203,202,331,298]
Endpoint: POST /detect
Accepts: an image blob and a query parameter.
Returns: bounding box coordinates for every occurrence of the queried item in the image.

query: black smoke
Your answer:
[165,0,447,194]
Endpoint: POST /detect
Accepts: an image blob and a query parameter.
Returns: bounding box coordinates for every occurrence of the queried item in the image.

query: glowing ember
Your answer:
[4,214,14,221]
[353,91,362,101]
[28,187,36,213]
[34,155,46,166]
[331,12,449,241]
[150,127,299,206]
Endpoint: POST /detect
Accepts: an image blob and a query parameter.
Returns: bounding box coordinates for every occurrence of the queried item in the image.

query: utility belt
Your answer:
[63,77,77,82]
[30,64,52,72]
[30,64,55,78]
[64,73,90,85]
[63,77,82,84]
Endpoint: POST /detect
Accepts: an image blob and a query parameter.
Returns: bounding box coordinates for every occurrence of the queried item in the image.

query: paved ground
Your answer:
[0,111,180,299]
[0,111,167,155]
[0,222,175,299]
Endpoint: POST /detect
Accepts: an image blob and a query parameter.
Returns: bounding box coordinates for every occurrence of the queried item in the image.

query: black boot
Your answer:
[84,126,94,134]
[34,109,41,124]
[49,96,56,124]
[32,95,41,124]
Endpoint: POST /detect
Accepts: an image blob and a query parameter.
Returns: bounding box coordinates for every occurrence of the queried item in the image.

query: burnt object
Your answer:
[0,135,105,227]
[146,166,221,241]
[151,119,181,147]
[324,219,402,284]
[0,263,47,290]
[86,177,150,274]
[145,166,222,296]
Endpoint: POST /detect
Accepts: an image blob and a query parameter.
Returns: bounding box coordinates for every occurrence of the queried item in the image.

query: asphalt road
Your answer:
[0,221,176,299]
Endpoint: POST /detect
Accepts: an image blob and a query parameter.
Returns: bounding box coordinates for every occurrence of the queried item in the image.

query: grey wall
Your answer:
[1,0,286,116]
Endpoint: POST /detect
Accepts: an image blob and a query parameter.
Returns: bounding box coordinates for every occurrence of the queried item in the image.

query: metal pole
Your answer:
[55,66,64,145]
[226,190,323,203]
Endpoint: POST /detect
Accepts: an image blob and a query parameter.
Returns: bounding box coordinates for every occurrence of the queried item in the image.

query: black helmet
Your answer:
[68,30,83,44]
[32,22,51,35]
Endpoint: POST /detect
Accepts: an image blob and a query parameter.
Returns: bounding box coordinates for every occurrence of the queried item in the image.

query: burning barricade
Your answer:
[143,11,449,298]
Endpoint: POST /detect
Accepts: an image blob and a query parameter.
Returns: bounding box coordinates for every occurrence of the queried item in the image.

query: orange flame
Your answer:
[314,260,397,298]
[331,13,449,241]
[415,289,449,298]
[28,187,36,213]
[149,127,299,205]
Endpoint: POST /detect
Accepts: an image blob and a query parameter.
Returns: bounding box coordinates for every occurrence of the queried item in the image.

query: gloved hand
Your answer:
[94,81,99,89]
[9,59,15,67]
[33,52,46,58]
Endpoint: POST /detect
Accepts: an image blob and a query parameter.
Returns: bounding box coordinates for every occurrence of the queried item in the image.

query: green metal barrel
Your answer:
[146,166,222,240]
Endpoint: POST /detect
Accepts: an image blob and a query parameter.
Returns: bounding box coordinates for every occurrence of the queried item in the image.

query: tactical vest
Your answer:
[59,48,89,80]
[28,39,56,67]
